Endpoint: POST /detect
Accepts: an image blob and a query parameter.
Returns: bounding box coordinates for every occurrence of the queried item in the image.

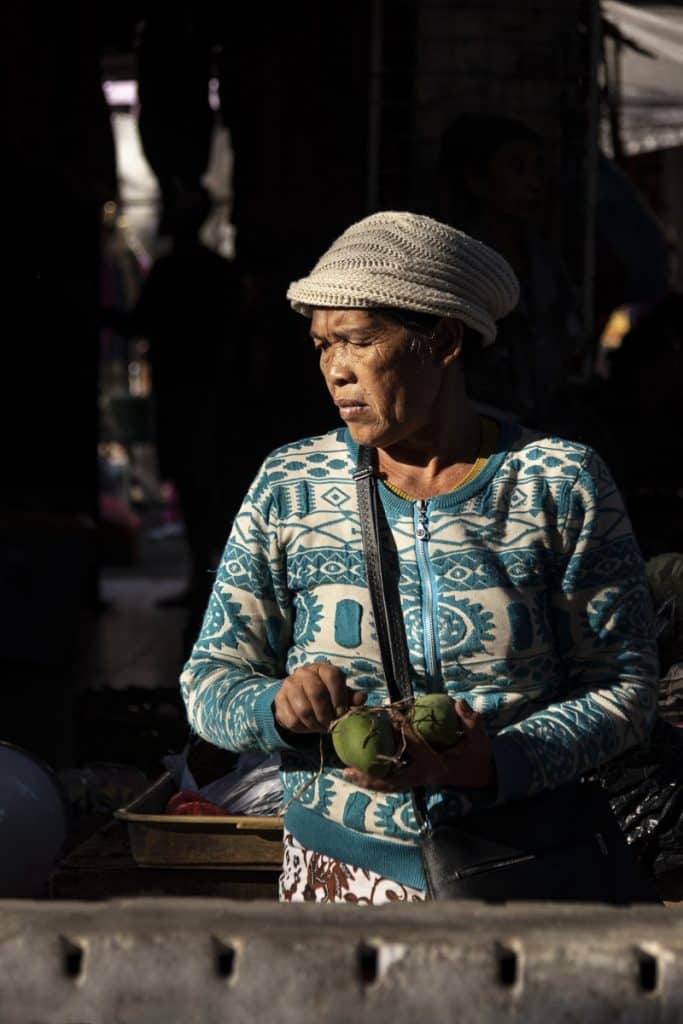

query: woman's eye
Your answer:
[313,337,373,355]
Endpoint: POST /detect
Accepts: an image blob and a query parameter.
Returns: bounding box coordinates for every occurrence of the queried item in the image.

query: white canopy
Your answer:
[601,2,683,153]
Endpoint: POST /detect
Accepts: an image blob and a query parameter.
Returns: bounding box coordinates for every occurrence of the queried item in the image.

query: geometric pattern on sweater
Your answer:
[180,419,659,888]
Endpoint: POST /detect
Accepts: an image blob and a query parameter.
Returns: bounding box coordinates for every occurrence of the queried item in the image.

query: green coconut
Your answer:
[409,693,463,750]
[331,708,396,777]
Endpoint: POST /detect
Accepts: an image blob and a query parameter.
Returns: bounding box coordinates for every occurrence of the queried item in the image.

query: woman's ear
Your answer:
[433,318,464,365]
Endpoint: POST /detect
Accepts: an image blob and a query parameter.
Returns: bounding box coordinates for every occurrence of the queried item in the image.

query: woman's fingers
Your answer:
[274,692,316,733]
[291,682,332,730]
[314,661,349,716]
[274,662,367,733]
[455,696,474,719]
[455,698,483,732]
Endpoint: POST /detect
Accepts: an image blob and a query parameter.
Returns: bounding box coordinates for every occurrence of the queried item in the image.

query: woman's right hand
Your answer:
[274,662,367,734]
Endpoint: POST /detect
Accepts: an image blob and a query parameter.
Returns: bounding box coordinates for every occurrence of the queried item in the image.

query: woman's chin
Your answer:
[346,423,384,447]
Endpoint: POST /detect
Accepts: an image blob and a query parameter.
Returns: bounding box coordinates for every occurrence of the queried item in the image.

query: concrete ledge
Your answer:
[0,899,682,1023]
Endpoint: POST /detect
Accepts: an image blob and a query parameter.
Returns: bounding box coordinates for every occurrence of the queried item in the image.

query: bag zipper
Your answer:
[445,831,609,880]
[455,851,537,879]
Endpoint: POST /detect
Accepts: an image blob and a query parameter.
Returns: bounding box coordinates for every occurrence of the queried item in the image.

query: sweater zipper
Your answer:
[415,499,440,689]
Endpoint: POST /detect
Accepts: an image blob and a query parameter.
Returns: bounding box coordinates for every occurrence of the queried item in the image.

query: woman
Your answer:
[180,212,658,903]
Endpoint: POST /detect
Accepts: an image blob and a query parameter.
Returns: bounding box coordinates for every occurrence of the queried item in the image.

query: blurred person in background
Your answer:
[436,112,585,429]
[130,183,244,655]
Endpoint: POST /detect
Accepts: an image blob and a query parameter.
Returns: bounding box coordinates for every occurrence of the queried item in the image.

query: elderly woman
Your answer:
[180,212,658,903]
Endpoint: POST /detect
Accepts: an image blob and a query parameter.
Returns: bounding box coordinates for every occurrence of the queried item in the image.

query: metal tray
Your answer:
[114,771,283,871]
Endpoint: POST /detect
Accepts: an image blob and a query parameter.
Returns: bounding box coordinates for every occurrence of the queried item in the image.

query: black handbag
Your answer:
[354,445,660,903]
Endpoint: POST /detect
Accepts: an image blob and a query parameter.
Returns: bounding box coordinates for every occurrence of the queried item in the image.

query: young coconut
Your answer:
[409,693,463,750]
[330,707,397,778]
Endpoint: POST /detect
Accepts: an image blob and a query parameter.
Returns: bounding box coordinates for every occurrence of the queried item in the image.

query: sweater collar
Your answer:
[343,414,520,513]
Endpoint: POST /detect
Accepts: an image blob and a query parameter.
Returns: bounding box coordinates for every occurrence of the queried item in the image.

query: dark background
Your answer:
[1,1,681,806]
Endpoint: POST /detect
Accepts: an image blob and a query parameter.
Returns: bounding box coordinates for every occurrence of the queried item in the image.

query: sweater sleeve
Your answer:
[179,460,300,754]
[490,448,659,802]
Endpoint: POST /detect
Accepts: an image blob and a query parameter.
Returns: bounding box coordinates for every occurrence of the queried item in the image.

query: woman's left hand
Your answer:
[342,699,496,792]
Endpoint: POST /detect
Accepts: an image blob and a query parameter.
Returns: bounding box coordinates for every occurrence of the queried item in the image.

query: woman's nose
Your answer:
[323,347,356,384]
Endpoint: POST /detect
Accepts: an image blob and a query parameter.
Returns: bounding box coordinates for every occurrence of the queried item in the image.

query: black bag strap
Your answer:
[354,444,429,828]
[353,445,413,703]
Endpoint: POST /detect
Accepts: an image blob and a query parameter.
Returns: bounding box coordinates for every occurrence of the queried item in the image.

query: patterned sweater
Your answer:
[180,419,658,888]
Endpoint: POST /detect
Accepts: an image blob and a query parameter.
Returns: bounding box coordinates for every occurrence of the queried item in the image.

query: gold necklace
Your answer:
[379,417,485,500]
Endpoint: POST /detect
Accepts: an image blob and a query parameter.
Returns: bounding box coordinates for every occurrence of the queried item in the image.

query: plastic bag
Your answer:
[591,572,683,883]
[646,553,683,675]
[162,748,284,816]
[646,552,683,610]
[589,577,683,880]
[596,717,683,878]
[161,751,198,792]
[658,662,683,725]
[200,752,284,816]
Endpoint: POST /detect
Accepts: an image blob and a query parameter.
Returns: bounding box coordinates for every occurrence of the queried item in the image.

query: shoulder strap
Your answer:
[353,445,414,704]
[354,445,429,829]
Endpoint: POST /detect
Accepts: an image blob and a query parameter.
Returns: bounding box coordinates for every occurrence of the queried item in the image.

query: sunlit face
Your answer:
[310,308,445,449]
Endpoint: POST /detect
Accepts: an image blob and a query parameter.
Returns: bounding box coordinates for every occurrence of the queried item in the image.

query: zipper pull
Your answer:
[416,499,430,541]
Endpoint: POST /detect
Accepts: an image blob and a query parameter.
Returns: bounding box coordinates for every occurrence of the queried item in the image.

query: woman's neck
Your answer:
[376,403,482,500]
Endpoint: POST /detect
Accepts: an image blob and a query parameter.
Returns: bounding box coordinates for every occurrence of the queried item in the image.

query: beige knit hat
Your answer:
[286,211,520,345]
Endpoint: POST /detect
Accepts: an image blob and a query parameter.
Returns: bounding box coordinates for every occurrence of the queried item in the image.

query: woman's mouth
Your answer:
[335,401,367,421]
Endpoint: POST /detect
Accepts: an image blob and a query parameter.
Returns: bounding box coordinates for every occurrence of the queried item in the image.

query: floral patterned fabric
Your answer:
[278,828,426,904]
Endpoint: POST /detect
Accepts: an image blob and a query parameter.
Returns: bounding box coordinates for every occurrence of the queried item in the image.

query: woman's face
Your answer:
[310,308,445,449]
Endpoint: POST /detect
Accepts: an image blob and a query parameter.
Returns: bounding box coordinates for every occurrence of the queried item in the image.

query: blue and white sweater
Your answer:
[180,419,658,888]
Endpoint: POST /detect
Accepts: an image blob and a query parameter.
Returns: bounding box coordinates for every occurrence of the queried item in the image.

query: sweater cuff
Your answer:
[490,733,534,803]
[251,682,317,753]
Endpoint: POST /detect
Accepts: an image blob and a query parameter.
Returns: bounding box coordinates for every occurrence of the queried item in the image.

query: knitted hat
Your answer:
[286,211,520,345]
